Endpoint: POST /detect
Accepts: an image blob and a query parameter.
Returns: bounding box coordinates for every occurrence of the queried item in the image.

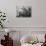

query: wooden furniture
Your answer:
[1,33,13,46]
[41,34,46,46]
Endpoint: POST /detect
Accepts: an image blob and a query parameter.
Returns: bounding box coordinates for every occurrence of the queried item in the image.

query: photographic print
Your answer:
[16,6,32,17]
[15,0,32,18]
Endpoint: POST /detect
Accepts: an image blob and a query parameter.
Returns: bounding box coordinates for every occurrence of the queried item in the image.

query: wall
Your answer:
[0,0,46,27]
[0,0,46,46]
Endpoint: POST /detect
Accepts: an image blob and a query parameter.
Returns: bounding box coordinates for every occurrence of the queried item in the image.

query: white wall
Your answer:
[0,0,46,27]
[0,0,46,46]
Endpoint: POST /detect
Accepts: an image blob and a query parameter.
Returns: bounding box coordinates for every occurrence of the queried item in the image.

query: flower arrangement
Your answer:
[0,10,6,28]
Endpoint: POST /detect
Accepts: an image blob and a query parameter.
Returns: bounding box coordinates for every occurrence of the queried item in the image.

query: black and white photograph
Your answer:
[15,0,32,18]
[16,6,32,17]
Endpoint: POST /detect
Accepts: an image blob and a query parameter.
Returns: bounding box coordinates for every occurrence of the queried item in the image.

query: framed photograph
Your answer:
[16,6,32,18]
